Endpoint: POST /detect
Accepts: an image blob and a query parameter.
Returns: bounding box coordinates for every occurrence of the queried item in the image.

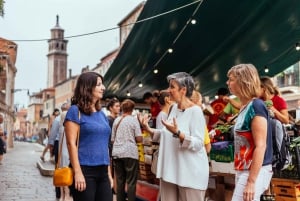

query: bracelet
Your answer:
[173,130,180,138]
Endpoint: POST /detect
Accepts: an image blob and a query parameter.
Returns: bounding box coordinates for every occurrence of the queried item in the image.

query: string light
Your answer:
[153,68,158,74]
[151,0,203,74]
[10,0,203,42]
[190,19,197,24]
[167,48,173,53]
[138,81,143,87]
[264,66,269,73]
[126,91,131,96]
[296,43,300,51]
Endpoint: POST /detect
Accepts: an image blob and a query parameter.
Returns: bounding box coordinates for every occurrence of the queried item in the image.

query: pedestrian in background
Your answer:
[40,108,60,162]
[106,97,121,156]
[58,102,72,201]
[48,108,62,200]
[260,76,289,124]
[207,87,229,130]
[226,64,273,201]
[139,72,209,201]
[111,99,142,201]
[143,91,161,128]
[0,128,6,165]
[106,97,121,194]
[155,90,174,130]
[190,90,211,154]
[64,71,113,201]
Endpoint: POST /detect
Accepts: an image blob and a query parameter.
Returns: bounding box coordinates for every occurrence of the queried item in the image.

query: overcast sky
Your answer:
[0,0,142,107]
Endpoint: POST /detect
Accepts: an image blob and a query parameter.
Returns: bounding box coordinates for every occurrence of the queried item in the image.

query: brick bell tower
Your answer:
[47,15,68,88]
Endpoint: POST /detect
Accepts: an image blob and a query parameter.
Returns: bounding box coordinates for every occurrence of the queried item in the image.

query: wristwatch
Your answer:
[173,130,180,138]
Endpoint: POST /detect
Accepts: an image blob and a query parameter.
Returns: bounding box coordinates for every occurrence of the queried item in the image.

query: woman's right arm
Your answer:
[64,120,86,191]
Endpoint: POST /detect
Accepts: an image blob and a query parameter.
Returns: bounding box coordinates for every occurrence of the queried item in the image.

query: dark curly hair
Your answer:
[71,71,103,114]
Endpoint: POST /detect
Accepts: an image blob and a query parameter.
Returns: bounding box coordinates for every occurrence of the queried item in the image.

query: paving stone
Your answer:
[0,141,57,201]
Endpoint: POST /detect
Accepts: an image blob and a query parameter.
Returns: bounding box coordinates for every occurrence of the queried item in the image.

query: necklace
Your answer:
[175,107,186,118]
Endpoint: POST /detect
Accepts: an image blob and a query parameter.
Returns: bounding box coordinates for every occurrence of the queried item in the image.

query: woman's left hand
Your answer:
[243,181,255,201]
[162,118,178,134]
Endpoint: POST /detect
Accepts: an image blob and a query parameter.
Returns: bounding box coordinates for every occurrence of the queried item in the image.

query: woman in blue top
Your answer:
[227,64,273,201]
[64,71,113,201]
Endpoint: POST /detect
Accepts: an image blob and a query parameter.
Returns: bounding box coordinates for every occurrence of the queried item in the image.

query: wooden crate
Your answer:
[139,174,156,180]
[140,169,152,175]
[271,178,300,201]
[139,162,151,171]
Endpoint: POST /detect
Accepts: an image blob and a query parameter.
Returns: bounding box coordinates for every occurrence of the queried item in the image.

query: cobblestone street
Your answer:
[0,141,56,201]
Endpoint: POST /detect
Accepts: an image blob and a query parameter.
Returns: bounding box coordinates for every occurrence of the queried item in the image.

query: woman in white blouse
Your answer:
[139,72,209,201]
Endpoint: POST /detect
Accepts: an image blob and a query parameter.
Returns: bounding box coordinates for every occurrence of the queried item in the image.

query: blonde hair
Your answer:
[227,64,261,99]
[190,90,202,105]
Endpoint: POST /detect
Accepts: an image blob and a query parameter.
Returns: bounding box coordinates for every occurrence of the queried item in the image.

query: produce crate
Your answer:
[271,178,300,201]
[210,141,234,162]
[139,173,156,181]
[139,162,156,183]
[138,143,145,162]
[139,162,151,171]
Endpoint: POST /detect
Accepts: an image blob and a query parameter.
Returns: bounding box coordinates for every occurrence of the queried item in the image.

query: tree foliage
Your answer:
[0,0,4,17]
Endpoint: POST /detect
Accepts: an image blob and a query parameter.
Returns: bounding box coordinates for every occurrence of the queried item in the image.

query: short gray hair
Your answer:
[167,72,195,97]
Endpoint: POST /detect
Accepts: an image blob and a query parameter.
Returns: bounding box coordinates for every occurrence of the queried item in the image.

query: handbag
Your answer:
[53,110,80,187]
[53,166,73,187]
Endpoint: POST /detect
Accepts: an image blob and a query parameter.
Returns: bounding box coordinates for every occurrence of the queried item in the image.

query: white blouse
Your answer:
[155,104,209,190]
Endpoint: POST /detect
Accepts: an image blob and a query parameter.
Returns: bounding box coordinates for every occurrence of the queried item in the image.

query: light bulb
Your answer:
[296,43,300,51]
[191,19,197,24]
[167,48,173,53]
[264,66,269,73]
[153,69,158,74]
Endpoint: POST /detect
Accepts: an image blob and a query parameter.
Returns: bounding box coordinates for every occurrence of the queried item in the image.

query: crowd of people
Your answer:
[33,63,292,201]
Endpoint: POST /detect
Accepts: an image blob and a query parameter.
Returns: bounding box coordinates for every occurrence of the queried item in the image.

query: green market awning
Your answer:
[104,0,300,102]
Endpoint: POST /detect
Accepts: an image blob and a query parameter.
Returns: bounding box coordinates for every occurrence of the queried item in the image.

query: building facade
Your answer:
[0,37,17,148]
[47,15,68,88]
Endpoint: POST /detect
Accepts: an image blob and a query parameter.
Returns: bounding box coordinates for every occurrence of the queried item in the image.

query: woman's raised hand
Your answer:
[137,113,151,129]
[162,118,177,134]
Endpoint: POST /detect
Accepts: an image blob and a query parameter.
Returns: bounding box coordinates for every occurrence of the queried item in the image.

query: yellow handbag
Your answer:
[53,111,80,187]
[53,166,73,187]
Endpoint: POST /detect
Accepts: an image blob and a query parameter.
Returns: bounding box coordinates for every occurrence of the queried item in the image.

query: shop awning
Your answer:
[104,0,300,102]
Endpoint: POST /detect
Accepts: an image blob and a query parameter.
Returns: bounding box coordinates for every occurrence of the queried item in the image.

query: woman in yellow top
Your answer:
[190,90,211,153]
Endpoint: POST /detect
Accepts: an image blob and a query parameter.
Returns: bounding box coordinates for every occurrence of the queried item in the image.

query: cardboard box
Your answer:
[211,160,236,174]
